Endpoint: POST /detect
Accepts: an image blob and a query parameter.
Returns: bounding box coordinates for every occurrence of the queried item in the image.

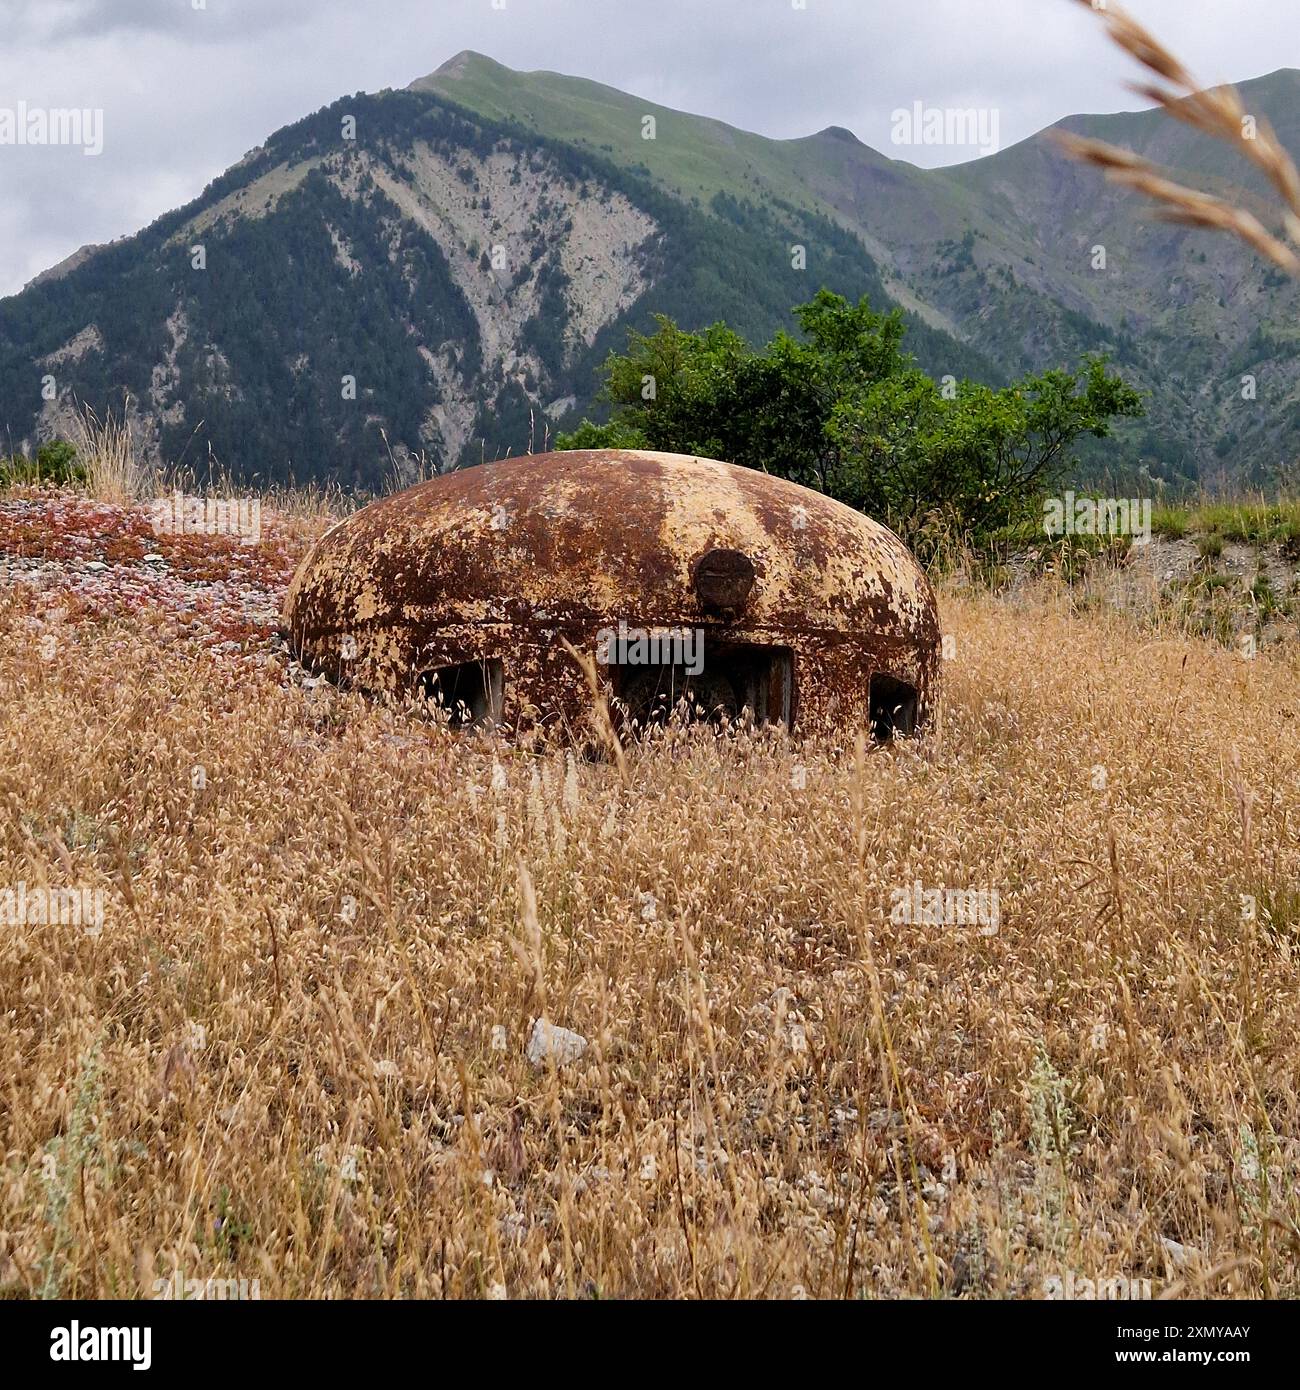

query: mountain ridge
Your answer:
[4,52,1300,489]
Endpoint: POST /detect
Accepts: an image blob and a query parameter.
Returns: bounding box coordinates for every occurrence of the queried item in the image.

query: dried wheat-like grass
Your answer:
[1061,0,1300,273]
[73,402,146,503]
[1,569,1297,1299]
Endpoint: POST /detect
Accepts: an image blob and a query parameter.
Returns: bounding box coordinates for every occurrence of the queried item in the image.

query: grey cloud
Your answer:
[8,0,333,44]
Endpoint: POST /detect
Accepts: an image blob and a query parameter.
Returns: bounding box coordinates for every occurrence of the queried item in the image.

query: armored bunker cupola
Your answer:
[283,449,941,739]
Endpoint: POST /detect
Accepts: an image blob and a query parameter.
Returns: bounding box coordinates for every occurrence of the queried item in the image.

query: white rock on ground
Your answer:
[1160,1236,1203,1270]
[526,1018,587,1067]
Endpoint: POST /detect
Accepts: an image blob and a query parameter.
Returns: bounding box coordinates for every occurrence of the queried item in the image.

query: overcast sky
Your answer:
[2,0,1299,298]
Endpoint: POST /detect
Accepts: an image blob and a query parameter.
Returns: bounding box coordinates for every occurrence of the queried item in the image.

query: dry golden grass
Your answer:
[2,560,1299,1300]
[73,405,146,505]
[1061,0,1300,273]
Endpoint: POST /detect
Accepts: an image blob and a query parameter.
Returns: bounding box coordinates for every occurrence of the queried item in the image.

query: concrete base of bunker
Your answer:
[611,641,793,731]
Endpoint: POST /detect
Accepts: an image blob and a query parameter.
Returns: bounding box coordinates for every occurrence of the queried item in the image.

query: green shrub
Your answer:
[0,440,86,487]
[1150,507,1189,540]
[559,291,1143,549]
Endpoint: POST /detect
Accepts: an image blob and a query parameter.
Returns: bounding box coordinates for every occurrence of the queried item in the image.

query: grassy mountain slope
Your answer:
[424,54,1300,489]
[4,53,1300,490]
[415,51,970,311]
[0,77,988,490]
[413,51,891,211]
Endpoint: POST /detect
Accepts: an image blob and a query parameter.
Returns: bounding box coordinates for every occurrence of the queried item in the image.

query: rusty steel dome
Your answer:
[283,449,941,738]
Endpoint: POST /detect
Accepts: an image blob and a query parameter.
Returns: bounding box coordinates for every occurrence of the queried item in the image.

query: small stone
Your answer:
[1160,1236,1202,1270]
[84,560,108,571]
[526,1017,587,1067]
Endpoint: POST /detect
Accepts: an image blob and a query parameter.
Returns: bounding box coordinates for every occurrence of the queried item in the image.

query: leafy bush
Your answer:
[0,440,85,487]
[558,290,1143,550]
[553,418,650,451]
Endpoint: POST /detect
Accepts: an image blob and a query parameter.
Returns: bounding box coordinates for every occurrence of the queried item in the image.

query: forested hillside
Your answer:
[6,52,1300,489]
[0,87,989,491]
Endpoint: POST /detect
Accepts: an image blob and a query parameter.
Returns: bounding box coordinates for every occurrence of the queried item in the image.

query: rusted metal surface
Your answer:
[694,547,757,614]
[282,449,941,737]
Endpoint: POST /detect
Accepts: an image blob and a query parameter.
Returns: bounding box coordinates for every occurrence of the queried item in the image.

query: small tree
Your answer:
[37,440,83,483]
[826,357,1144,540]
[558,291,1143,547]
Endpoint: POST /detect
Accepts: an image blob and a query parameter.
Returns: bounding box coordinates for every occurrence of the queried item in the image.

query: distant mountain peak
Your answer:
[816,125,863,145]
[426,50,500,82]
[22,240,112,292]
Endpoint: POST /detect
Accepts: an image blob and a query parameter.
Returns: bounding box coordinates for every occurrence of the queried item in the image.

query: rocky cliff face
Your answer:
[2,93,671,486]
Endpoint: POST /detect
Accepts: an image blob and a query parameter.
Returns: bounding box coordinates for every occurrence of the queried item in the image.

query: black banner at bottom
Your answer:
[0,1296,1278,1376]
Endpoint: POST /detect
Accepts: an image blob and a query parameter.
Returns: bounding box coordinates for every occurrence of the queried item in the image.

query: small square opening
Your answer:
[869,672,918,742]
[419,658,503,730]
